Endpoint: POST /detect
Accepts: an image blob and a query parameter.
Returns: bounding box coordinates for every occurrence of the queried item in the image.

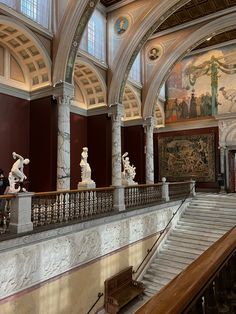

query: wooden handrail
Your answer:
[168,181,192,185]
[0,194,16,199]
[34,186,114,197]
[136,226,236,314]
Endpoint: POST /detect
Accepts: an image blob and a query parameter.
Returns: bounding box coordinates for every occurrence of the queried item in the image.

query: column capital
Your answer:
[53,81,74,100]
[143,116,155,133]
[108,102,124,121]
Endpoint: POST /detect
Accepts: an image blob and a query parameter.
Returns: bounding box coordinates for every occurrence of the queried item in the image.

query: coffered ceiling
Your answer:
[156,0,236,33]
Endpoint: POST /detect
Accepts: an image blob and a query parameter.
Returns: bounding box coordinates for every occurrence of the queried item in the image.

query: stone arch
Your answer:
[108,0,191,106]
[220,121,236,147]
[53,0,99,85]
[73,58,107,108]
[0,16,51,90]
[143,12,236,118]
[123,84,141,120]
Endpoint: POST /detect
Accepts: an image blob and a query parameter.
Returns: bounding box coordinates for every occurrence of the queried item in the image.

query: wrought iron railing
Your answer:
[124,183,162,209]
[0,194,15,234]
[169,181,192,199]
[32,187,114,228]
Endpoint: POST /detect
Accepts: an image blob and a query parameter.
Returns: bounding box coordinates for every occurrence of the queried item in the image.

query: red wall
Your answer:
[70,113,112,188]
[122,125,145,184]
[0,93,30,179]
[88,114,112,187]
[29,96,58,192]
[70,113,87,189]
[154,127,220,190]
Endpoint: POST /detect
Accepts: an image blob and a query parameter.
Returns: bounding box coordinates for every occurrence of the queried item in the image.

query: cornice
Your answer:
[0,83,30,100]
[155,119,218,133]
[105,0,136,13]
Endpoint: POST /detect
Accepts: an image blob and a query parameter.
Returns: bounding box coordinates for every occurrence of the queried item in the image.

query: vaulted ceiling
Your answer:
[100,0,123,6]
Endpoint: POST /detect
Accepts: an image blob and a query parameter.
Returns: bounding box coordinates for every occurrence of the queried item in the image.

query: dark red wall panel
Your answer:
[87,114,112,187]
[29,96,57,192]
[0,93,30,180]
[70,113,87,189]
[122,125,145,184]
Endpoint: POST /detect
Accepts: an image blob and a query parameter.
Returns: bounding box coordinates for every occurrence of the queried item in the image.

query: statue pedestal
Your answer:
[77,180,96,190]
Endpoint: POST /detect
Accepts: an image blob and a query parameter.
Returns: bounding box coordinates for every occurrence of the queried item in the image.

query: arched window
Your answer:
[0,0,50,29]
[80,9,106,63]
[129,52,141,84]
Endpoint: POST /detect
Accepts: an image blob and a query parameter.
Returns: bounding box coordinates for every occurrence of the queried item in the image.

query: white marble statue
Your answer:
[78,147,95,189]
[8,152,30,193]
[121,152,137,186]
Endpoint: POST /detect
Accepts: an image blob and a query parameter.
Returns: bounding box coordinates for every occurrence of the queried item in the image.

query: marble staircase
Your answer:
[141,193,236,298]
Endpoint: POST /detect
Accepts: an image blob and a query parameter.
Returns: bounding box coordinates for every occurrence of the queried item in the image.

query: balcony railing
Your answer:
[0,179,195,236]
[124,184,162,209]
[32,187,114,228]
[0,194,15,234]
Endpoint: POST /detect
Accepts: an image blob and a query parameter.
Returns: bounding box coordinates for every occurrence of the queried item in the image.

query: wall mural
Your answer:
[158,133,215,182]
[165,43,236,123]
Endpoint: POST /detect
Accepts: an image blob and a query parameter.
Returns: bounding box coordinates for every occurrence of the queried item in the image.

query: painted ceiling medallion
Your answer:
[115,16,129,35]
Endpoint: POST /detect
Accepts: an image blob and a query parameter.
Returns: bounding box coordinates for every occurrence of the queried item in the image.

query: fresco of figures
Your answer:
[165,43,236,123]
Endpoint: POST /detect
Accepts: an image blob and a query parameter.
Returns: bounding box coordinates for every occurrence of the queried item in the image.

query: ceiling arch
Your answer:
[122,84,141,120]
[53,0,99,85]
[108,0,191,106]
[0,15,51,90]
[74,58,107,108]
[143,12,236,118]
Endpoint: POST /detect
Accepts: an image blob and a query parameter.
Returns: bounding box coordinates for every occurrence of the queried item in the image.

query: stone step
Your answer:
[150,263,182,275]
[163,243,204,255]
[157,252,194,265]
[146,268,176,280]
[142,279,165,292]
[194,195,236,202]
[143,273,170,286]
[171,229,220,240]
[165,239,209,251]
[160,247,199,260]
[180,216,235,228]
[167,234,213,247]
[187,206,236,216]
[175,224,225,236]
[190,202,236,210]
[177,220,232,232]
[182,209,236,223]
[153,257,187,270]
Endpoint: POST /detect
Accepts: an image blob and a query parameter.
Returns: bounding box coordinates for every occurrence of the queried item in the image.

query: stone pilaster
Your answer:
[144,117,155,184]
[54,82,74,190]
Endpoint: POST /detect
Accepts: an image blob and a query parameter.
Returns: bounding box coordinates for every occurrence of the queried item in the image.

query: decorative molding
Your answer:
[123,117,144,127]
[187,39,236,57]
[78,49,109,70]
[0,83,30,100]
[155,119,218,133]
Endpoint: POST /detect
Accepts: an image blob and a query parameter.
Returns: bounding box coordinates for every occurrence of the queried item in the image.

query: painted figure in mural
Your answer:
[8,152,30,193]
[219,87,236,111]
[80,147,92,183]
[189,92,197,118]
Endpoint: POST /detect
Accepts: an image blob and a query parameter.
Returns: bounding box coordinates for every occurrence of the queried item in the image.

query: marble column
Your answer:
[108,103,125,211]
[54,82,74,190]
[144,116,155,184]
[109,103,124,187]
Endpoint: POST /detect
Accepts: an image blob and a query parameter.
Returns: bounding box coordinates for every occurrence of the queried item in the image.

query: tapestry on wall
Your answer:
[165,43,236,123]
[158,133,215,182]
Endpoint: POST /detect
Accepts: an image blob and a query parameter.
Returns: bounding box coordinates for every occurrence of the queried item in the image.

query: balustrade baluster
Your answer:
[205,281,218,314]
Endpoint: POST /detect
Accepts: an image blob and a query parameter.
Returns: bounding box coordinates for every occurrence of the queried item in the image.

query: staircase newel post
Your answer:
[190,180,196,196]
[162,177,169,202]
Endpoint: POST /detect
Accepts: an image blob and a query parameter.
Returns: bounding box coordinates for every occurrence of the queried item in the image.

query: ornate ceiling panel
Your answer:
[101,0,124,6]
[156,0,236,33]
